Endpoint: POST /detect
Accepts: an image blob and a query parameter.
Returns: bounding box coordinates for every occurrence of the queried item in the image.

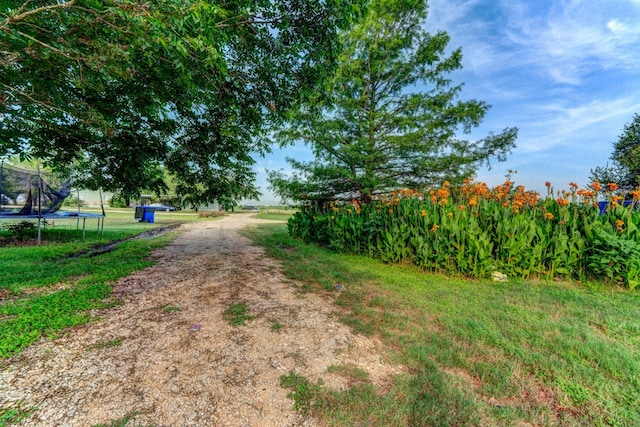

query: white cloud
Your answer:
[503,0,640,84]
[428,0,640,85]
[425,0,484,32]
[607,19,626,33]
[514,97,640,153]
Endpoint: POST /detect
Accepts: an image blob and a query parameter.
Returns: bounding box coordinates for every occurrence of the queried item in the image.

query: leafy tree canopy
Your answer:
[267,0,517,204]
[1,0,364,206]
[591,113,640,191]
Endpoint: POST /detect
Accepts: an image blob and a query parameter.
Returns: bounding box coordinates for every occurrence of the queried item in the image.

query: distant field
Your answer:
[254,208,296,221]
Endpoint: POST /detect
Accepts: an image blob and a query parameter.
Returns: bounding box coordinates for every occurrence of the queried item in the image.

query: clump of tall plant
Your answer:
[288,180,640,289]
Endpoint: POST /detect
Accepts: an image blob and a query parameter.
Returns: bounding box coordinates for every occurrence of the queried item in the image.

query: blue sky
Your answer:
[249,0,640,205]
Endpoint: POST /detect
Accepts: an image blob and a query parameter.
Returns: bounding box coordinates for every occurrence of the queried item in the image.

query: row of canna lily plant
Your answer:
[288,180,640,289]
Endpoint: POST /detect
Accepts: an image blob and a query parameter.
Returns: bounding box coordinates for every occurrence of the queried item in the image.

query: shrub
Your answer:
[2,221,38,241]
[198,210,226,218]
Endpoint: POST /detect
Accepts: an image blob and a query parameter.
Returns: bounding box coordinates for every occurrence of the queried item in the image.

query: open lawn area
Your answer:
[242,223,640,426]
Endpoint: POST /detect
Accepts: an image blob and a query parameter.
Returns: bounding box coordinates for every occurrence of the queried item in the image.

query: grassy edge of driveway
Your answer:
[242,223,640,427]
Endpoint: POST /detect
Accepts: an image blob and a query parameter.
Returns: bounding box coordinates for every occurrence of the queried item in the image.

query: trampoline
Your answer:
[0,162,105,244]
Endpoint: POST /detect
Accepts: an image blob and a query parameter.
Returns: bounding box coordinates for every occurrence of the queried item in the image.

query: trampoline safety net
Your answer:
[0,163,70,216]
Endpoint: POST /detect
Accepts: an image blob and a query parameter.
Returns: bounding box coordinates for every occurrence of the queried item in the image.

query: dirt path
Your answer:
[1,214,398,427]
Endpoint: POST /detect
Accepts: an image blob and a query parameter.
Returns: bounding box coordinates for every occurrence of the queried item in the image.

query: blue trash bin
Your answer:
[598,201,608,215]
[135,206,155,223]
[598,200,638,215]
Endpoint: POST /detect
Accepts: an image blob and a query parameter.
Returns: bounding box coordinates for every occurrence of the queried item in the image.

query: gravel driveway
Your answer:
[1,214,397,426]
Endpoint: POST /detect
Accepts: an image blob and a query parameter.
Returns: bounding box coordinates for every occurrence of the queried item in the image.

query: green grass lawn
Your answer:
[242,223,640,427]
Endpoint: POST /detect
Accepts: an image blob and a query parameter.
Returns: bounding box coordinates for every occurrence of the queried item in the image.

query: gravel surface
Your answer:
[1,214,399,426]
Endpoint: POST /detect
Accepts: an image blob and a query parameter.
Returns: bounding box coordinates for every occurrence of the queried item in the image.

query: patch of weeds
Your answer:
[298,283,313,293]
[340,314,375,336]
[402,360,481,426]
[280,371,323,414]
[197,211,226,218]
[223,303,255,326]
[86,338,124,351]
[327,364,370,384]
[471,360,519,398]
[92,410,141,427]
[160,304,182,313]
[276,242,295,251]
[558,379,591,406]
[98,297,122,310]
[271,321,284,332]
[1,221,37,242]
[0,402,35,427]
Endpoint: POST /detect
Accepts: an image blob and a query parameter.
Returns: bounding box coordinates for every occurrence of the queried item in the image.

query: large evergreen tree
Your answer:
[1,1,363,206]
[268,0,517,203]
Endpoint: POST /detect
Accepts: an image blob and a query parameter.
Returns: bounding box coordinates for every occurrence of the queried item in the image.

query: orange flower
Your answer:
[544,212,554,220]
[577,189,594,198]
[388,208,393,214]
[545,181,551,187]
[468,196,478,207]
[436,188,450,199]
[607,182,619,191]
[430,224,439,232]
[556,198,570,207]
[592,181,602,192]
[616,219,624,233]
[421,210,427,217]
[569,182,578,190]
